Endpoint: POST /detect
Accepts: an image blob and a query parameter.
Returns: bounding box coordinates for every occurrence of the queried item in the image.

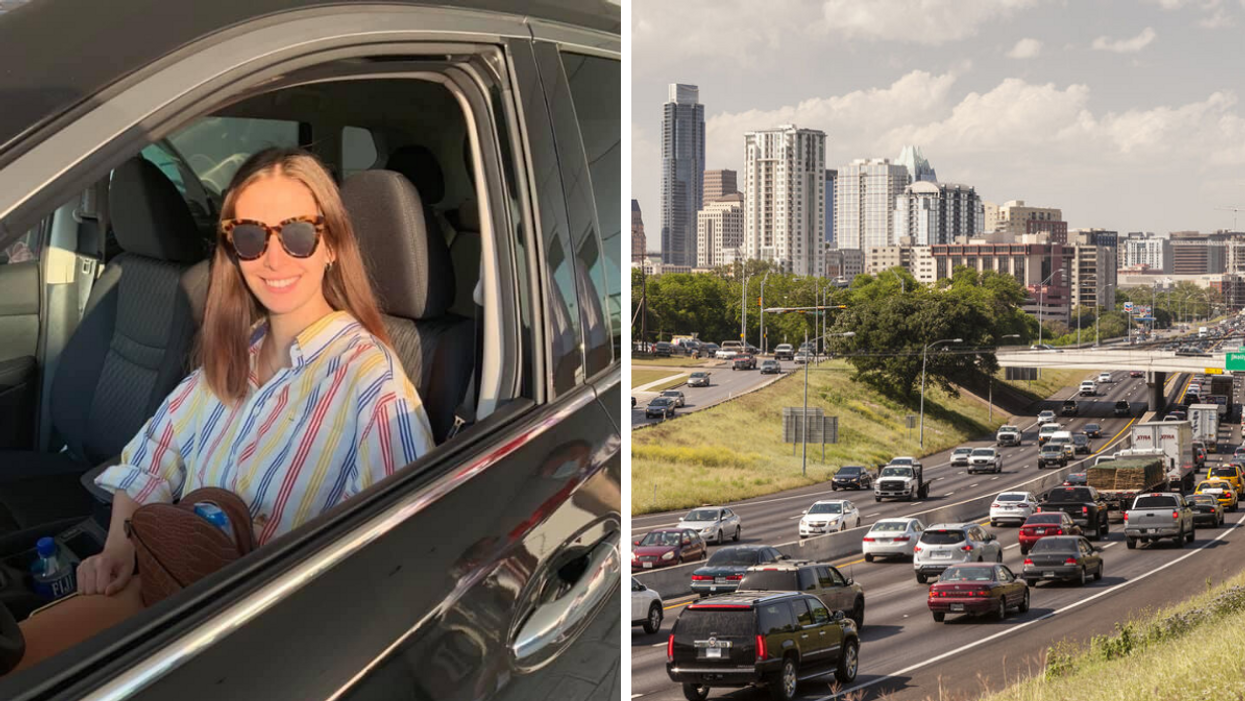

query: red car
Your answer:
[1019,512,1082,555]
[927,563,1030,622]
[1130,370,1144,378]
[631,528,707,569]
[732,354,757,370]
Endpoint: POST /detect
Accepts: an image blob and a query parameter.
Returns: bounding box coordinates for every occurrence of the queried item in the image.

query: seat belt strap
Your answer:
[72,182,108,318]
[447,303,484,441]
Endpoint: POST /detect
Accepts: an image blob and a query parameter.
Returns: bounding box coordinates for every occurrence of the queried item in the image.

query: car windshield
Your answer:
[1040,426,1057,434]
[650,398,671,406]
[920,530,966,544]
[954,448,972,454]
[1086,424,1100,431]
[1000,426,1018,432]
[1197,483,1226,492]
[837,467,863,476]
[1030,538,1078,553]
[891,458,914,465]
[661,391,681,397]
[691,373,707,378]
[869,521,909,532]
[737,571,796,591]
[808,503,843,514]
[880,467,913,477]
[1211,467,1237,477]
[1041,446,1061,453]
[971,449,994,456]
[684,509,718,521]
[706,548,761,567]
[1026,514,1064,524]
[1189,495,1216,505]
[939,566,995,582]
[639,532,682,546]
[997,493,1026,502]
[1073,435,1087,444]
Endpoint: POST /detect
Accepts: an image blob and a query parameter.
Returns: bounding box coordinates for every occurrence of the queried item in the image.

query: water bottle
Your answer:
[31,537,77,601]
[194,502,235,541]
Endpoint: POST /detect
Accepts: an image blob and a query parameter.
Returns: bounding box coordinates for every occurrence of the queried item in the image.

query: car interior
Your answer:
[0,75,503,628]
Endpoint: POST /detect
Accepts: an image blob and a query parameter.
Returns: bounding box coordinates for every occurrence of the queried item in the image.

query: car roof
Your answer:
[0,0,619,158]
[997,491,1032,497]
[686,591,801,608]
[925,523,973,531]
[810,499,849,506]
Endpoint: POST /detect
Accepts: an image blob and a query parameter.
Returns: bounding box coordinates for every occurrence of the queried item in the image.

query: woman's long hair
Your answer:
[199,147,391,405]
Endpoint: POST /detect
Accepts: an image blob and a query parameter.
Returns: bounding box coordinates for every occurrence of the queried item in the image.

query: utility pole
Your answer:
[802,327,809,476]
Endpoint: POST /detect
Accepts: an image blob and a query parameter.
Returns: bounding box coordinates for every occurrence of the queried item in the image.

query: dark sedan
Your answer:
[646,397,677,419]
[1188,493,1226,527]
[631,529,706,570]
[1022,535,1103,586]
[689,545,787,597]
[0,1,621,698]
[1062,471,1088,487]
[1084,423,1102,439]
[1115,400,1132,417]
[832,466,873,491]
[927,564,1029,622]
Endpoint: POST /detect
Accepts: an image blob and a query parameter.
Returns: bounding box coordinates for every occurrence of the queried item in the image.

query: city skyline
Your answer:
[632,0,1245,252]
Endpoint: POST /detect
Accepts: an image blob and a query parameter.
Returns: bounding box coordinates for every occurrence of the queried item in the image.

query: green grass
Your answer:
[632,369,685,389]
[632,360,1023,515]
[997,367,1090,403]
[979,568,1245,701]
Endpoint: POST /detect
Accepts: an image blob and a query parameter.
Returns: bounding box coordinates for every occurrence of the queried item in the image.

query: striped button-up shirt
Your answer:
[96,310,435,545]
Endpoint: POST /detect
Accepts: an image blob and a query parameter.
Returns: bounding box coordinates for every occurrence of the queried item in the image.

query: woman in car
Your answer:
[13,147,435,670]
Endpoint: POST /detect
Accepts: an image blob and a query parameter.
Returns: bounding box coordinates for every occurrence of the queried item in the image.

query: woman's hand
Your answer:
[77,538,135,596]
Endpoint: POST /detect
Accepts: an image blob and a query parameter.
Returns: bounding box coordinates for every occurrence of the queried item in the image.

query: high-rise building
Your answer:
[1121,232,1170,272]
[982,201,1001,233]
[824,169,836,244]
[834,158,908,250]
[929,241,1074,325]
[703,169,738,201]
[864,244,936,283]
[825,245,865,282]
[742,124,826,276]
[696,193,745,269]
[996,200,1066,241]
[1070,229,1118,313]
[895,145,937,183]
[1171,232,1228,275]
[892,181,984,245]
[631,199,646,264]
[660,83,705,267]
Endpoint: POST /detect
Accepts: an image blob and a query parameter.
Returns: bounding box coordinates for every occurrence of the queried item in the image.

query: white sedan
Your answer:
[630,577,663,634]
[862,517,925,562]
[798,499,861,537]
[989,491,1040,526]
[676,506,742,544]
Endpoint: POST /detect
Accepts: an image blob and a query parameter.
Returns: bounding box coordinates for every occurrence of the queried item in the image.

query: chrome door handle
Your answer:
[512,530,620,667]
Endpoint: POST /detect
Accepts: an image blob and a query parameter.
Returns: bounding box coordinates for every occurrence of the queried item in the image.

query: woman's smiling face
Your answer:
[232,174,334,316]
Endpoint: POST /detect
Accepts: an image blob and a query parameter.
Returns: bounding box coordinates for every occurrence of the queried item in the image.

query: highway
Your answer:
[630,368,1234,701]
[631,359,804,428]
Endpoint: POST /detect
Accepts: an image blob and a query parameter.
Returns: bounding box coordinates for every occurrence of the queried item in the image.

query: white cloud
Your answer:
[1007,38,1043,59]
[1091,27,1158,53]
[820,0,1044,45]
[1198,8,1235,27]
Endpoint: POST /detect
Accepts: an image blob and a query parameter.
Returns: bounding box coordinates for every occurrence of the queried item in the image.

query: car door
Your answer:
[0,223,43,450]
[631,578,644,622]
[0,8,621,701]
[816,566,846,613]
[806,596,840,671]
[787,596,823,666]
[995,566,1019,607]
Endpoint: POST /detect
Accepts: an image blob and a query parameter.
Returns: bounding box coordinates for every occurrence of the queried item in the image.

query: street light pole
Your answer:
[741,272,748,346]
[760,271,771,354]
[920,337,963,449]
[989,334,1022,421]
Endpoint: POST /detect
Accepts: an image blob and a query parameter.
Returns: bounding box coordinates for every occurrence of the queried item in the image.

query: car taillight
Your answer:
[1082,506,1089,515]
[1024,558,1033,565]
[726,574,743,581]
[992,503,1001,508]
[1065,557,1078,565]
[691,575,711,581]
[960,544,973,552]
[1055,529,1063,535]
[894,536,910,542]
[756,634,767,661]
[1036,506,1042,512]
[1173,511,1180,519]
[862,537,875,542]
[914,546,922,553]
[1124,512,1130,521]
[667,634,675,662]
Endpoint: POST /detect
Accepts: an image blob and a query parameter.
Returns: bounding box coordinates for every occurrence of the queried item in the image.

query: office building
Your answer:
[631,199,646,264]
[865,243,935,283]
[1070,229,1118,312]
[1120,232,1170,273]
[834,158,908,250]
[982,201,1001,233]
[742,124,826,276]
[660,83,705,267]
[929,241,1073,325]
[895,145,937,183]
[1171,231,1228,275]
[996,200,1066,240]
[824,169,836,245]
[703,169,737,201]
[892,181,984,245]
[825,246,865,283]
[696,193,745,269]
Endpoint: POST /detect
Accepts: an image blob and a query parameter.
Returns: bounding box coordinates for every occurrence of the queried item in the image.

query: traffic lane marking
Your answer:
[817,514,1245,700]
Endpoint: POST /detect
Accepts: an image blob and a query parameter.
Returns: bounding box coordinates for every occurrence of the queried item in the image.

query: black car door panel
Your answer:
[0,260,40,449]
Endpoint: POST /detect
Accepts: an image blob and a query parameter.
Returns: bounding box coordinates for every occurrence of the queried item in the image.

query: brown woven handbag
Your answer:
[124,488,256,607]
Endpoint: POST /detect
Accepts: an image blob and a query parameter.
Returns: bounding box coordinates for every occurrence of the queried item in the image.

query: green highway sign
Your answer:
[1226,352,1245,372]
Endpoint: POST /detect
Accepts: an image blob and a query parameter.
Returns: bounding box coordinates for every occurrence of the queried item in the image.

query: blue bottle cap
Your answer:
[36,536,56,558]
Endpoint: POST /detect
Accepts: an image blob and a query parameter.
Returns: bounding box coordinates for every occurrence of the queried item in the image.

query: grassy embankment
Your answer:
[632,369,688,392]
[632,360,1076,515]
[996,367,1092,404]
[978,567,1245,701]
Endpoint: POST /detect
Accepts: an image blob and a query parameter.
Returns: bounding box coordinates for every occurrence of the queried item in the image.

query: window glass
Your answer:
[790,597,813,627]
[0,227,40,264]
[167,116,300,194]
[808,600,830,625]
[758,603,795,635]
[342,126,378,178]
[559,51,621,364]
[827,567,847,587]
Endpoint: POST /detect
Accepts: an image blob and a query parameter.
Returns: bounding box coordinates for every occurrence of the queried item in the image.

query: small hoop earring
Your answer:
[326,260,334,271]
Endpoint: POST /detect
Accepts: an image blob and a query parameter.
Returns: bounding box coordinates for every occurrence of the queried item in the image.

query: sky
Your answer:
[632,0,1245,252]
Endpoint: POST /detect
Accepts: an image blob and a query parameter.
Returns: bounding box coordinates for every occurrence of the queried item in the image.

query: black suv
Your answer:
[1115,400,1132,417]
[736,561,865,628]
[667,592,859,701]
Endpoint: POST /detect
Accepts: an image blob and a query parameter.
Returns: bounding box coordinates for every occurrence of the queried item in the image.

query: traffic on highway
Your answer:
[632,327,1245,701]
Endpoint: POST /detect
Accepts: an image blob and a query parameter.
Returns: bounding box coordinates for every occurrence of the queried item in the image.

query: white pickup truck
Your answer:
[996,425,1022,447]
[1124,492,1195,549]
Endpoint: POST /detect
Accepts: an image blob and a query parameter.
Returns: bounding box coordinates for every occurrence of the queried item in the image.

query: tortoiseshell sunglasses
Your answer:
[220,215,325,261]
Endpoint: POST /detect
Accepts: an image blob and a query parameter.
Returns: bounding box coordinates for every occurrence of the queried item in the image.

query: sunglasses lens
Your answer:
[230,224,268,259]
[280,221,318,258]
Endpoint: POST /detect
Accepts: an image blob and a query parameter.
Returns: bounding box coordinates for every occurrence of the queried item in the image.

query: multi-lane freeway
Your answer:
[631,368,1235,701]
[631,359,803,428]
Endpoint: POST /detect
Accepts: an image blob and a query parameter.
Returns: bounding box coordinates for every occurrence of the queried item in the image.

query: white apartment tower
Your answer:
[696,193,745,268]
[743,124,826,276]
[834,158,909,250]
[893,181,984,245]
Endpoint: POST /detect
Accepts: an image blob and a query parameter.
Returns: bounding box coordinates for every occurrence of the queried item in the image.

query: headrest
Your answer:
[384,145,445,205]
[108,157,203,264]
[342,170,455,320]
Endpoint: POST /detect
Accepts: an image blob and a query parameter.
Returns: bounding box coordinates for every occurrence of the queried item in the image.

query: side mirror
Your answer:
[846,577,854,586]
[833,610,846,622]
[986,534,997,542]
[636,583,647,591]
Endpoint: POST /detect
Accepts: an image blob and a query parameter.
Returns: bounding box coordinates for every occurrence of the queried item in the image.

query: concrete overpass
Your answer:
[998,348,1239,411]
